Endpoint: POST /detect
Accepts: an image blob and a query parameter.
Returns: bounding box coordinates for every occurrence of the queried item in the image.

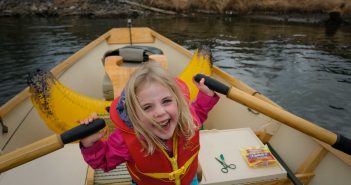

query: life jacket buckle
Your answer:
[168,166,186,180]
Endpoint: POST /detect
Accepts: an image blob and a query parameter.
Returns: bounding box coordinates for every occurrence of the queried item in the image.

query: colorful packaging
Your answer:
[240,145,277,168]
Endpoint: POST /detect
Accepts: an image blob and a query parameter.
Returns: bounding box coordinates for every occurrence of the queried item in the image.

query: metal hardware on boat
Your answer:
[0,117,8,134]
[247,92,261,115]
[128,18,133,45]
[248,108,260,115]
[252,91,261,96]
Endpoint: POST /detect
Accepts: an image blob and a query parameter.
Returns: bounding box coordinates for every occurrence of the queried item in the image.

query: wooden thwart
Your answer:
[107,28,155,44]
[104,55,168,98]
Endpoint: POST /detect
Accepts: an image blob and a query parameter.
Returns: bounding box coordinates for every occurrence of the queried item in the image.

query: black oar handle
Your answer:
[332,134,351,155]
[194,74,230,95]
[60,119,106,144]
[194,74,351,155]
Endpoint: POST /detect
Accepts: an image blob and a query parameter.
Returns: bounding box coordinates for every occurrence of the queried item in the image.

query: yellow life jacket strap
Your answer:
[139,150,199,180]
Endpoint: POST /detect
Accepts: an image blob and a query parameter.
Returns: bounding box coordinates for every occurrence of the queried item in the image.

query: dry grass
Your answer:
[144,0,351,14]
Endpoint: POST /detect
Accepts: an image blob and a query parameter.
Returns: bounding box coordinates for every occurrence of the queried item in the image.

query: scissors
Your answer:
[215,154,236,173]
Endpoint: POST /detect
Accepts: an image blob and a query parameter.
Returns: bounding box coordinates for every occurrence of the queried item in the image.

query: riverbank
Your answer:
[0,0,147,17]
[0,0,350,25]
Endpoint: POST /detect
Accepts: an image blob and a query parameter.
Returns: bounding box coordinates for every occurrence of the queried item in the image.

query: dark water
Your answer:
[1,16,350,138]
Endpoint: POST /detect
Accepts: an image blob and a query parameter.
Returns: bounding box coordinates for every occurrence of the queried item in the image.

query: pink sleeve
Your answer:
[191,91,220,125]
[80,129,131,172]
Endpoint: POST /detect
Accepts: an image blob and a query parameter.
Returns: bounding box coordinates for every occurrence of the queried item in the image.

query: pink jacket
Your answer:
[81,91,219,172]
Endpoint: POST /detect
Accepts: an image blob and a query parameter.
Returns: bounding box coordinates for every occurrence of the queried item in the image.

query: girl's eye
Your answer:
[162,98,172,104]
[142,105,151,111]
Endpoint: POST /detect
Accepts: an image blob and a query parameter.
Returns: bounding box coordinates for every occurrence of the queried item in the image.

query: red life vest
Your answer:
[109,79,200,185]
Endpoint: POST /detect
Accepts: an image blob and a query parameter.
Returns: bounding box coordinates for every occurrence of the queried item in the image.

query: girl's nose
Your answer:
[154,106,166,117]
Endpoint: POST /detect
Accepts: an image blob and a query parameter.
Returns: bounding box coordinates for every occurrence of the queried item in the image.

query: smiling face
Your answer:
[136,81,179,140]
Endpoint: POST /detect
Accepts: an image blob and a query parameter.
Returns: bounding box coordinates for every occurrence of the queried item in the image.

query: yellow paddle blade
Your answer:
[28,70,112,134]
[178,48,213,100]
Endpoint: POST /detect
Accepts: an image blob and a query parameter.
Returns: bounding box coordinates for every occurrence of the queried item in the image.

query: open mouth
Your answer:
[157,119,171,130]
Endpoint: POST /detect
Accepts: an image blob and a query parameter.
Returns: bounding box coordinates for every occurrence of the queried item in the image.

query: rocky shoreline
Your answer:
[0,0,350,25]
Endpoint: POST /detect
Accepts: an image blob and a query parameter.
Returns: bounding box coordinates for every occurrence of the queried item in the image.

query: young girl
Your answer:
[80,62,219,185]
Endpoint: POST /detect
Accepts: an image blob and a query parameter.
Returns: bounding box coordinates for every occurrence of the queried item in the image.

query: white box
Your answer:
[199,128,287,184]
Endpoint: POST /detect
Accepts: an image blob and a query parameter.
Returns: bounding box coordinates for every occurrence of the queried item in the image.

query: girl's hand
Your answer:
[193,77,215,97]
[80,113,106,148]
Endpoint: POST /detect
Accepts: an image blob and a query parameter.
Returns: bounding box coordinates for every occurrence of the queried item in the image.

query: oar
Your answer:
[0,119,105,173]
[195,74,351,155]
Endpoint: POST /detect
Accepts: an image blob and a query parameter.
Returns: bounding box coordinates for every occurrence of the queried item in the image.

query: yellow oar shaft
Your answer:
[0,119,106,173]
[227,87,337,145]
[0,135,63,173]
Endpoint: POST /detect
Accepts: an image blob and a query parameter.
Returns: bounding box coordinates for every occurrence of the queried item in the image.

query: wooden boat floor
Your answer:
[94,163,131,185]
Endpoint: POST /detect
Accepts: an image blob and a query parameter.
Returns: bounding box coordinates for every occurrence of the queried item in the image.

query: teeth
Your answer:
[159,119,169,127]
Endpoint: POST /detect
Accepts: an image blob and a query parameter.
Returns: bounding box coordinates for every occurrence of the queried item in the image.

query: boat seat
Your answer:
[103,55,168,99]
[102,46,165,100]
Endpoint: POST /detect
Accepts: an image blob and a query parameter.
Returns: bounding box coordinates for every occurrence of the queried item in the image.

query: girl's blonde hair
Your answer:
[124,62,196,155]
